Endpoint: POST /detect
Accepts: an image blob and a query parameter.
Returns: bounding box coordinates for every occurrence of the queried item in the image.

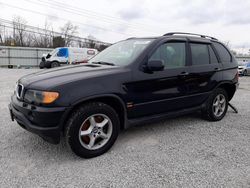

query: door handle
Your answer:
[214,67,221,71]
[179,72,189,76]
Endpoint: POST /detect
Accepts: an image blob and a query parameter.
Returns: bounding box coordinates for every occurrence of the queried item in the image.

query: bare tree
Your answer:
[0,23,3,44]
[13,16,28,46]
[87,35,97,48]
[61,21,78,47]
[224,41,232,49]
[0,17,109,48]
[38,21,53,47]
[42,20,53,47]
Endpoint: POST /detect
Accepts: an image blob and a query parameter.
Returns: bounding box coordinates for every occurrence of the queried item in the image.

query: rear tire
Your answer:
[202,88,228,121]
[65,102,120,158]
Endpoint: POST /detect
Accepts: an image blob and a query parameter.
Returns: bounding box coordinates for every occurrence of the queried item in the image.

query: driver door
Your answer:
[126,41,191,118]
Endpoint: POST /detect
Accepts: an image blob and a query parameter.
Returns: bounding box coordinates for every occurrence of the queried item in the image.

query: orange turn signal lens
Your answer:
[42,92,59,104]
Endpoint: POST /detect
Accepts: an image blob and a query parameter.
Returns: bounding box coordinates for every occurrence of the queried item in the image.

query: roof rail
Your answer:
[126,37,136,40]
[163,32,218,41]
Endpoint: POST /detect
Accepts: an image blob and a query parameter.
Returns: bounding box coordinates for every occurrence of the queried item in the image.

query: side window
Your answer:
[57,48,68,57]
[208,45,219,64]
[213,42,232,62]
[149,42,186,69]
[190,43,210,65]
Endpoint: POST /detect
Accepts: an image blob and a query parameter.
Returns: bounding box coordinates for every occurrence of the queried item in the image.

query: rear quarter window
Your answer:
[213,42,232,62]
[208,45,219,64]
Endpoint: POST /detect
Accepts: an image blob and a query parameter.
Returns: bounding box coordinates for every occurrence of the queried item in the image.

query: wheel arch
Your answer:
[51,61,60,67]
[60,94,127,132]
[216,82,236,101]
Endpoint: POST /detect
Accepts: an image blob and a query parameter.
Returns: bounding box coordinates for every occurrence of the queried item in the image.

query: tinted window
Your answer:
[208,45,219,64]
[213,42,231,62]
[149,42,186,69]
[190,43,209,65]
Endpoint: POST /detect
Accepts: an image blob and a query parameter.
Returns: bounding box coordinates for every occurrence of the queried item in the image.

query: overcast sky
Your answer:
[0,0,250,53]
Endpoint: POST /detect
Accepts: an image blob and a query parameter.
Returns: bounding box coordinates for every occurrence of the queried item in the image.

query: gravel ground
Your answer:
[0,68,249,188]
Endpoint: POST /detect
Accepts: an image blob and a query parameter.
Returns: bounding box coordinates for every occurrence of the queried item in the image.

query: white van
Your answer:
[39,47,98,68]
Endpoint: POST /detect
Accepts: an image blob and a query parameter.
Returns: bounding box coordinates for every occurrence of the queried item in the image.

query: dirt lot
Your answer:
[0,68,249,188]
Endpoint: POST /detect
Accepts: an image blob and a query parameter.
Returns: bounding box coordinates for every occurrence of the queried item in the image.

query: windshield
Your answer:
[89,39,154,66]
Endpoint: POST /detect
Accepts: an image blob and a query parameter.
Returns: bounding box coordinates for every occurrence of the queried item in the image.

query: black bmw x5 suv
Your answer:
[9,32,238,158]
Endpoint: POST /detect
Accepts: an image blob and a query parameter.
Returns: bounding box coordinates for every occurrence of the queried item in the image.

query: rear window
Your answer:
[190,43,210,65]
[213,42,232,62]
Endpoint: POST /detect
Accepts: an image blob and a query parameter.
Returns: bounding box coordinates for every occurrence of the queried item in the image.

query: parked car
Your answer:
[9,32,238,158]
[238,61,250,76]
[39,47,98,68]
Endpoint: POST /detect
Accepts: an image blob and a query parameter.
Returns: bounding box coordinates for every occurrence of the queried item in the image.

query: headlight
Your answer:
[24,90,59,104]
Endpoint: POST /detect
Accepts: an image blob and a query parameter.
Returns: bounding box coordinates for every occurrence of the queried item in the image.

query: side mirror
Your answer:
[146,60,164,72]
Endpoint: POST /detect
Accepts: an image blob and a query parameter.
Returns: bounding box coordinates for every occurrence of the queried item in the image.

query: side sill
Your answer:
[126,105,202,128]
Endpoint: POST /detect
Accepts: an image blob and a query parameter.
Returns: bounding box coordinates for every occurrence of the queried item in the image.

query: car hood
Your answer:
[19,64,125,90]
[238,65,246,69]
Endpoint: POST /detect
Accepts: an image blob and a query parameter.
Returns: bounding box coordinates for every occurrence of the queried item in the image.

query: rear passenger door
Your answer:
[184,42,222,107]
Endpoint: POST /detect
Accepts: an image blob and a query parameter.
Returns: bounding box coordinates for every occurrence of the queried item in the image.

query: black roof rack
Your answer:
[163,32,218,41]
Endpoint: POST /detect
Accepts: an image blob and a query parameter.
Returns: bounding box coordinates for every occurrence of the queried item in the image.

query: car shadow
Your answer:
[14,109,238,161]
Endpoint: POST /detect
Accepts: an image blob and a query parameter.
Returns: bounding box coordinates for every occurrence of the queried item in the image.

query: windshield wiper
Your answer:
[92,61,115,66]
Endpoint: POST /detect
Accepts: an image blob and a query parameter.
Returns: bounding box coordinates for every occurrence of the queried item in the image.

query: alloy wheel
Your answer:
[78,114,112,150]
[212,94,226,117]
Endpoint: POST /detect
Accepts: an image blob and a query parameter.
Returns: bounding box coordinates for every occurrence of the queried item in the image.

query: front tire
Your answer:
[51,61,60,68]
[65,102,120,158]
[39,61,45,69]
[243,70,247,76]
[202,88,228,121]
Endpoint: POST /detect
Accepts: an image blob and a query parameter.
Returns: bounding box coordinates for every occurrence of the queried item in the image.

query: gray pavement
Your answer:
[0,68,249,188]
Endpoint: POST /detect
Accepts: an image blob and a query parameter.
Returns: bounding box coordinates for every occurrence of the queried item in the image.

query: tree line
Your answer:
[0,16,110,51]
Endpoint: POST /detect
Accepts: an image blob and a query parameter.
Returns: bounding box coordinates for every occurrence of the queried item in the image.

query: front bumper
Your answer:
[39,61,52,68]
[238,69,244,75]
[9,95,67,144]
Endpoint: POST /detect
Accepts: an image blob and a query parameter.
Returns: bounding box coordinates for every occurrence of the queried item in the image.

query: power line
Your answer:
[26,0,160,34]
[43,0,151,28]
[0,1,133,37]
[44,0,170,32]
[0,18,111,45]
[0,19,111,45]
